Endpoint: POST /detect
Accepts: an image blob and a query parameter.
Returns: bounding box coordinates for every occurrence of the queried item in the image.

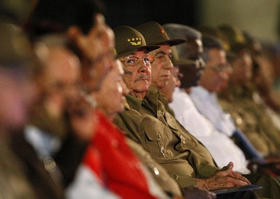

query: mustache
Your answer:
[135,74,150,82]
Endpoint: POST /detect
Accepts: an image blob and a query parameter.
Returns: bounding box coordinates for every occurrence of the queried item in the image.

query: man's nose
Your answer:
[162,56,173,70]
[138,62,151,73]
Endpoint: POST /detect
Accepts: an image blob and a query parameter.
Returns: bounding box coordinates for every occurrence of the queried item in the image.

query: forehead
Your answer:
[208,48,226,59]
[160,45,172,52]
[122,50,147,59]
[151,44,171,55]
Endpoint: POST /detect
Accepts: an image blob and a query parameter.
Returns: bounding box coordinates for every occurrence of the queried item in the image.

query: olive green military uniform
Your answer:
[0,134,36,199]
[218,83,280,157]
[125,138,182,196]
[114,87,218,188]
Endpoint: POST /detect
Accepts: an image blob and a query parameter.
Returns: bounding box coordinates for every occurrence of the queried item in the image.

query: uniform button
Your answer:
[153,167,159,176]
[236,117,243,125]
[160,146,165,156]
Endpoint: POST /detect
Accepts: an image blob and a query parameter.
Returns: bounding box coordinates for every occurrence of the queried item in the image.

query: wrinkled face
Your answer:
[95,60,128,119]
[231,50,253,83]
[120,50,152,98]
[200,48,231,92]
[0,69,35,130]
[39,47,80,118]
[178,58,205,89]
[150,45,174,89]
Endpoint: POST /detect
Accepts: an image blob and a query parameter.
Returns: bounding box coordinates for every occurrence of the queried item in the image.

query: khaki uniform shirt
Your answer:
[114,87,218,188]
[126,138,182,197]
[218,83,280,156]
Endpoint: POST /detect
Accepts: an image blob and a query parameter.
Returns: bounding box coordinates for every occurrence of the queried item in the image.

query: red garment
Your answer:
[83,111,157,199]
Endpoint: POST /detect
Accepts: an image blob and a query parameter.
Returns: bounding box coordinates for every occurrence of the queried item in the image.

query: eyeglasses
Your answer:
[120,55,154,67]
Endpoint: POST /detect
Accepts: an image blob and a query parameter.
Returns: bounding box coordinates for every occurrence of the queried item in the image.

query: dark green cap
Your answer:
[0,23,34,69]
[114,25,159,58]
[136,21,185,46]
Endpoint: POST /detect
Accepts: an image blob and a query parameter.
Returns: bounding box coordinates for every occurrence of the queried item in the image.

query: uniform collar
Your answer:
[125,94,143,112]
[143,86,162,116]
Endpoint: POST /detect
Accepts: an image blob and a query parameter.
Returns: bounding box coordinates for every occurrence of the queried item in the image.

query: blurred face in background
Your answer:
[230,49,253,83]
[94,60,128,120]
[35,46,80,119]
[69,14,115,92]
[200,48,231,92]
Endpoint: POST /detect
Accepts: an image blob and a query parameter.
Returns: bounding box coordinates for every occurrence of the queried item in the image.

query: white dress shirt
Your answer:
[170,87,249,174]
[190,86,235,137]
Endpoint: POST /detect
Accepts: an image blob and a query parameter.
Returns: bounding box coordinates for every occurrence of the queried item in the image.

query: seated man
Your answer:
[140,23,280,199]
[189,34,264,162]
[163,25,250,174]
[114,23,251,194]
[197,25,280,158]
[9,34,81,199]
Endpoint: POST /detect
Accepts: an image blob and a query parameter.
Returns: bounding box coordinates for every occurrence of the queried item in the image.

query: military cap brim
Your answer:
[136,21,186,47]
[155,38,186,47]
[114,25,159,59]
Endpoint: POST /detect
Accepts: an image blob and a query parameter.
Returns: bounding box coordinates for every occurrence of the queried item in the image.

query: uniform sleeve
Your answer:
[125,137,182,197]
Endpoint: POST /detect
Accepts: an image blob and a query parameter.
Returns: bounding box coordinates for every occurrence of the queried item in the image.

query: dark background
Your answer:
[102,0,199,28]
